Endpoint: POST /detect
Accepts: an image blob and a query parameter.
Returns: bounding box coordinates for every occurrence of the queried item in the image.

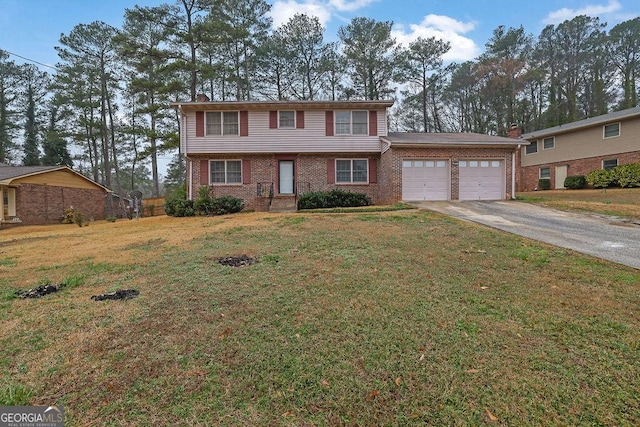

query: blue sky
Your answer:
[1,0,638,70]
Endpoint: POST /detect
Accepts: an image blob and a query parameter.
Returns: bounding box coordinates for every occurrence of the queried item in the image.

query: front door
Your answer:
[279,160,294,194]
[555,165,568,189]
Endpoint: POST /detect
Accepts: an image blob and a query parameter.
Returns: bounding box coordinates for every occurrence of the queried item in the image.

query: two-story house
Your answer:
[172,99,523,211]
[519,106,640,191]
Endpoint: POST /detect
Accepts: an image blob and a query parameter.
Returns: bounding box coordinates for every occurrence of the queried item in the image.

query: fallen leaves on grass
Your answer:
[366,390,379,401]
[485,408,499,422]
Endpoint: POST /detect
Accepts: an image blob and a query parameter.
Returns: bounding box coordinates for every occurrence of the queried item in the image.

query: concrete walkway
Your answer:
[411,200,640,270]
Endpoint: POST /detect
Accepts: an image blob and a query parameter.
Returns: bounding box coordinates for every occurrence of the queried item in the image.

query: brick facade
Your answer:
[15,184,107,225]
[519,151,640,191]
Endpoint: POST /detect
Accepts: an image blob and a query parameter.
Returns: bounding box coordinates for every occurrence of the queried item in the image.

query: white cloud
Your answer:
[328,0,379,12]
[392,14,480,62]
[543,0,622,25]
[270,1,332,28]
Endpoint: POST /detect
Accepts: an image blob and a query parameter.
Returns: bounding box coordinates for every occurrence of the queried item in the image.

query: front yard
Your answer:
[1,211,638,425]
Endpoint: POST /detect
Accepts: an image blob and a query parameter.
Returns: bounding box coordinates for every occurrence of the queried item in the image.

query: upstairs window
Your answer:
[210,160,242,184]
[603,123,620,138]
[336,159,368,183]
[602,159,618,170]
[279,111,295,128]
[525,141,538,154]
[206,112,239,136]
[335,111,368,135]
[543,137,555,150]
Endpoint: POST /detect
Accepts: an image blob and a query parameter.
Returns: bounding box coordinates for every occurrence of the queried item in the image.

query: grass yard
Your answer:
[517,187,640,220]
[1,211,639,426]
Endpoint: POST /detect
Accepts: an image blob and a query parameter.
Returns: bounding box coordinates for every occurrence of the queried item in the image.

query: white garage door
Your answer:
[402,159,449,200]
[459,160,504,200]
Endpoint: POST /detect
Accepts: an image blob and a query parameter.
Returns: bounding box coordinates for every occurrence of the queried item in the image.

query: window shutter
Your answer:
[296,110,304,129]
[200,160,209,185]
[327,158,335,183]
[240,111,249,136]
[269,111,277,129]
[369,111,378,136]
[242,160,251,184]
[196,111,204,137]
[325,111,334,136]
[368,158,377,183]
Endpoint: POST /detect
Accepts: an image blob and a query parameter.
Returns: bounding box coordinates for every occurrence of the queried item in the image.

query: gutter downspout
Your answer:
[512,146,521,199]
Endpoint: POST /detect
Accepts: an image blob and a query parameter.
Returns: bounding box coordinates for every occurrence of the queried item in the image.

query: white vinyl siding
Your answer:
[210,160,242,184]
[336,159,368,183]
[206,112,239,136]
[186,110,386,153]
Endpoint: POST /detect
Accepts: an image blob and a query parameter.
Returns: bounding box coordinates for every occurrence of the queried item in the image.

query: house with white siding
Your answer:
[172,98,523,211]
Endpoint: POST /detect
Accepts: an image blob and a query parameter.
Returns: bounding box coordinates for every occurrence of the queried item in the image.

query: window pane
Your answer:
[223,112,239,135]
[415,161,424,167]
[352,111,368,134]
[226,160,242,183]
[352,160,368,182]
[403,160,412,168]
[480,161,489,167]
[335,111,351,134]
[540,167,550,179]
[336,160,351,182]
[543,137,554,149]
[459,161,467,167]
[603,159,618,170]
[279,111,295,128]
[436,161,447,168]
[206,112,221,135]
[469,161,478,167]
[526,142,537,154]
[211,161,225,183]
[604,123,619,138]
[491,161,501,167]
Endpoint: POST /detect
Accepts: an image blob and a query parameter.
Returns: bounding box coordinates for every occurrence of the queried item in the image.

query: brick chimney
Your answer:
[507,123,522,139]
[196,93,210,102]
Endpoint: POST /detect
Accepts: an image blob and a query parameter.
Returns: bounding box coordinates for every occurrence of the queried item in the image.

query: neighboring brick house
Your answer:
[0,163,110,226]
[172,99,523,211]
[518,106,640,191]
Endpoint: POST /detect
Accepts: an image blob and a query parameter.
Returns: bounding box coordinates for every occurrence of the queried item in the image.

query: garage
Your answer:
[459,160,504,200]
[402,159,449,200]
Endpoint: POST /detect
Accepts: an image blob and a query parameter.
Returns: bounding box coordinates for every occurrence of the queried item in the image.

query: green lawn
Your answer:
[1,211,639,425]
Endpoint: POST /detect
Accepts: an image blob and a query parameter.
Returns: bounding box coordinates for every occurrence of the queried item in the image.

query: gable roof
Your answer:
[0,164,111,192]
[521,106,640,140]
[381,132,523,148]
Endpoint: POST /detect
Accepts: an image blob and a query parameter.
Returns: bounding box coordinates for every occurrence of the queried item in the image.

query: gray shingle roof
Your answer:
[0,164,61,180]
[382,132,521,146]
[521,106,640,140]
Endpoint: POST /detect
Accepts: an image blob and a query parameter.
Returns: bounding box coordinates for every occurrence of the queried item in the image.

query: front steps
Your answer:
[269,197,297,213]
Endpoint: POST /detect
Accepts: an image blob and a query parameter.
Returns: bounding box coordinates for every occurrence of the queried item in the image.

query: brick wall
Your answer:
[381,146,516,201]
[188,154,381,211]
[519,151,640,191]
[16,184,107,225]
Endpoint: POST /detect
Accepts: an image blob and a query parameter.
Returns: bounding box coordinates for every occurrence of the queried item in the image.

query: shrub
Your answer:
[105,216,117,223]
[611,163,640,188]
[298,189,371,210]
[586,169,614,188]
[564,175,586,189]
[194,186,215,215]
[165,186,195,217]
[210,195,244,215]
[538,179,551,190]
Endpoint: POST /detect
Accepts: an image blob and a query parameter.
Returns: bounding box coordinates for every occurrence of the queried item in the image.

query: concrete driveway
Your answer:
[411,200,640,270]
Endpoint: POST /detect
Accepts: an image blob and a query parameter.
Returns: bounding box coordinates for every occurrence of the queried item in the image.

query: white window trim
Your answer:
[539,167,551,179]
[210,159,242,185]
[278,110,295,129]
[205,111,239,136]
[525,141,538,155]
[542,136,555,150]
[335,111,369,136]
[603,122,620,139]
[336,158,369,184]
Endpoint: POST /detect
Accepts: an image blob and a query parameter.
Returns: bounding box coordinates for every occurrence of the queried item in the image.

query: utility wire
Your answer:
[3,50,58,71]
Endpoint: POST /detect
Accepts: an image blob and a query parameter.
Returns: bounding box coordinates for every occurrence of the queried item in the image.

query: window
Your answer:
[206,112,239,136]
[539,167,550,179]
[210,160,242,184]
[602,159,618,170]
[336,159,368,183]
[279,111,295,128]
[335,111,368,135]
[543,137,555,150]
[603,123,620,138]
[525,141,538,154]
